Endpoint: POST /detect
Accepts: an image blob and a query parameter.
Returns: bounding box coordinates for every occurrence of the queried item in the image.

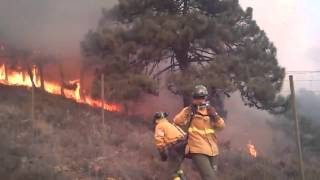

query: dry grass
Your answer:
[1,85,320,180]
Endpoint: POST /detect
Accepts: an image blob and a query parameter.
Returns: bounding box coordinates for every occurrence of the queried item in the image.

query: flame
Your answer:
[247,140,257,158]
[0,64,5,79]
[0,63,121,112]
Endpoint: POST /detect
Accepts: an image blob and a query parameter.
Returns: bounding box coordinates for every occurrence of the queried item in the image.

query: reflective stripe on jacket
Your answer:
[174,106,225,156]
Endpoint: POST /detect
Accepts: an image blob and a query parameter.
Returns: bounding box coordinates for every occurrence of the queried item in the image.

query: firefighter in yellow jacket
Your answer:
[153,112,187,180]
[174,85,225,180]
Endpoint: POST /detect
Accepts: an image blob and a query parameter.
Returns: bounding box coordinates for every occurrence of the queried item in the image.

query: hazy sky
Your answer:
[0,0,116,54]
[0,0,319,71]
[240,0,320,71]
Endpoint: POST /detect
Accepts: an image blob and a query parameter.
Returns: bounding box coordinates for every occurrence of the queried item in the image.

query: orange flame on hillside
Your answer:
[0,63,121,112]
[247,140,257,158]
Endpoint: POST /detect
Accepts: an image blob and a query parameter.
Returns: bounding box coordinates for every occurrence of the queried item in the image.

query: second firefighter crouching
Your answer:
[153,112,187,180]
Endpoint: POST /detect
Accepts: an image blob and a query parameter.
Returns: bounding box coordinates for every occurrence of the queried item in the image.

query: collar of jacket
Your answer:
[156,118,168,124]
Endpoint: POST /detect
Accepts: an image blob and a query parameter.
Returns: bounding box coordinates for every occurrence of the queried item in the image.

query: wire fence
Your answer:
[282,71,320,95]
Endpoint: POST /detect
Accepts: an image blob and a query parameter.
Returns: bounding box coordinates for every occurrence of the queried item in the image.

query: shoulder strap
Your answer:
[186,106,195,135]
[171,106,196,141]
[173,124,186,136]
[172,106,194,137]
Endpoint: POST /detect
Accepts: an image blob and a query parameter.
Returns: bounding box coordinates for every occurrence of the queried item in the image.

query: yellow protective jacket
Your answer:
[173,106,225,156]
[154,118,186,151]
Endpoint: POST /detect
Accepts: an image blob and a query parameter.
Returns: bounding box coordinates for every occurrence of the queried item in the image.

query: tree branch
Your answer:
[193,52,214,60]
[167,83,179,95]
[188,58,214,63]
[152,64,178,78]
[193,48,217,56]
[148,61,159,76]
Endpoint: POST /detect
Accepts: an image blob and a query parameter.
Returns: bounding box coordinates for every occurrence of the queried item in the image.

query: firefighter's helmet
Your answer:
[153,111,169,125]
[192,85,208,98]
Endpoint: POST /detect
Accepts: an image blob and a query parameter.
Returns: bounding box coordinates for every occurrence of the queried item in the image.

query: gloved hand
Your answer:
[191,104,198,114]
[159,149,168,161]
[207,105,219,121]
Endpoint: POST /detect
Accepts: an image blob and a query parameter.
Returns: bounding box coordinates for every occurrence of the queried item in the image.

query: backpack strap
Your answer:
[172,106,195,138]
[173,124,187,137]
[186,105,196,137]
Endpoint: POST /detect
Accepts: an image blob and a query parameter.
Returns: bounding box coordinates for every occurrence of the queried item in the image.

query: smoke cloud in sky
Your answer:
[240,0,320,71]
[0,0,117,55]
[1,0,318,71]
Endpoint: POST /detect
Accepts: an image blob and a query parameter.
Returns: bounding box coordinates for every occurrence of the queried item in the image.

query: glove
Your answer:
[159,149,168,161]
[207,106,219,121]
[191,104,198,114]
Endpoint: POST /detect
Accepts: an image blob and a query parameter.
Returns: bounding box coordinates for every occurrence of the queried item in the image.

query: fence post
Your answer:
[289,75,305,180]
[101,74,105,127]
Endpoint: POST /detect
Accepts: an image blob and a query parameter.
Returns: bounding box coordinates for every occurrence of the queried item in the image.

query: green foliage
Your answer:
[82,0,285,109]
[92,70,158,101]
[89,55,158,101]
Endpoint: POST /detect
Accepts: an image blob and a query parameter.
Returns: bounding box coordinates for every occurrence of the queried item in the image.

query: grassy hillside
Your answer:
[0,85,171,180]
[0,84,319,180]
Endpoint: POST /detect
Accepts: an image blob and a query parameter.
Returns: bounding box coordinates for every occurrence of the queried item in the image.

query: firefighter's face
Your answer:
[192,97,206,105]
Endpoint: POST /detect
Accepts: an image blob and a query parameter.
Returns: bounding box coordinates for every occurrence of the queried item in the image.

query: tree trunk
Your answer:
[79,64,85,100]
[181,67,191,107]
[183,0,189,14]
[182,93,191,107]
[4,63,8,81]
[38,63,45,90]
[24,59,36,88]
[176,49,191,107]
[59,63,65,97]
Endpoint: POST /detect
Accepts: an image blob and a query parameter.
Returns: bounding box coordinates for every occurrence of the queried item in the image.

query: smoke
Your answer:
[132,90,294,160]
[220,89,320,159]
[131,88,285,156]
[0,0,117,55]
[297,89,320,124]
[126,81,183,121]
[219,92,283,156]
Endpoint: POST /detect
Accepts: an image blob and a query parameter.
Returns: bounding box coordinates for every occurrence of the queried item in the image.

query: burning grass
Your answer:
[247,140,258,158]
[0,63,121,112]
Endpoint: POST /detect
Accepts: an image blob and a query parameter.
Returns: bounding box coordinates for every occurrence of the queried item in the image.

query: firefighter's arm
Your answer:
[213,116,225,130]
[207,105,225,130]
[154,125,166,151]
[154,125,168,161]
[173,107,189,126]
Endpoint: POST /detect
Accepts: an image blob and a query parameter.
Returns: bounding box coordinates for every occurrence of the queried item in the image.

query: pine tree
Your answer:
[82,0,285,112]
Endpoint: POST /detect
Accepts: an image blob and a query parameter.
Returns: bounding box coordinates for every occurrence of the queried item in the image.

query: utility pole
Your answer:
[100,73,107,179]
[289,75,305,180]
[101,74,105,127]
[32,84,35,142]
